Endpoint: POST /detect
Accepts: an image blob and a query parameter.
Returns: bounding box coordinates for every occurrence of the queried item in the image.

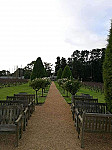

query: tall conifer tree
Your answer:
[31,57,45,80]
[61,65,72,79]
[103,20,112,112]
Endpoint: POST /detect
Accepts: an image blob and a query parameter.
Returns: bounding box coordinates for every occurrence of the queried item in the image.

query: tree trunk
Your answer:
[36,90,38,104]
[66,90,68,97]
[71,94,75,103]
[42,88,44,97]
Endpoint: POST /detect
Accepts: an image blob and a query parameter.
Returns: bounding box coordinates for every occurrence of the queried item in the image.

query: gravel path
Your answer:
[0,82,112,150]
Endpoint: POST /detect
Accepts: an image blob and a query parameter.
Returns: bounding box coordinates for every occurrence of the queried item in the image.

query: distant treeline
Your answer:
[55,48,105,82]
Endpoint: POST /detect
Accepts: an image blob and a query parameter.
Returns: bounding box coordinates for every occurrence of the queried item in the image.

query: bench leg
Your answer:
[16,129,19,147]
[23,117,26,131]
[81,127,84,148]
[72,112,74,121]
[19,124,23,139]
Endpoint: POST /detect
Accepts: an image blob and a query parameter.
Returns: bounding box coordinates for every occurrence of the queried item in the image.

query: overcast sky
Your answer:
[0,0,112,72]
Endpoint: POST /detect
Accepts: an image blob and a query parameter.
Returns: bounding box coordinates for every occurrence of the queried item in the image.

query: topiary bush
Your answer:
[29,78,51,104]
[31,57,45,80]
[64,79,81,95]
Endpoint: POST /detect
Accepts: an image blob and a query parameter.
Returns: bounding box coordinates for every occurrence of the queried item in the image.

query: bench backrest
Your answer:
[0,100,24,108]
[14,94,35,103]
[0,105,22,124]
[76,94,93,99]
[75,101,107,114]
[18,92,28,95]
[82,113,112,133]
[74,98,98,106]
[6,96,29,108]
[75,97,98,102]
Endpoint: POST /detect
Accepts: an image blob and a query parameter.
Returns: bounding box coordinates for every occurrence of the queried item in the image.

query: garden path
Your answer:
[0,82,112,150]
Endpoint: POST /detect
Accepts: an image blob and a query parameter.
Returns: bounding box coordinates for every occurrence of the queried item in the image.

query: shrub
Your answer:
[64,79,81,95]
[29,78,51,104]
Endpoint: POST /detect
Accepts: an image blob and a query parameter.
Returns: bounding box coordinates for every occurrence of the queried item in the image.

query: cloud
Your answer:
[62,0,112,50]
[0,0,112,71]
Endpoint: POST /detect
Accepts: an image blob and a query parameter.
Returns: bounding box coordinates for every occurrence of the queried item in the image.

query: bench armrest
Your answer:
[15,114,23,125]
[106,111,111,114]
[75,108,79,115]
[32,99,35,103]
[28,102,32,107]
[24,107,28,114]
[78,115,83,124]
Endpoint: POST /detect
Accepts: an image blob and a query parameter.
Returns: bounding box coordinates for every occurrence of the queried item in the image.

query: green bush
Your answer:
[64,79,81,95]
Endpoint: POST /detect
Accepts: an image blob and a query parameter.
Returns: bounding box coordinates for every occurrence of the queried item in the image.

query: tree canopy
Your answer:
[57,68,62,79]
[55,48,105,82]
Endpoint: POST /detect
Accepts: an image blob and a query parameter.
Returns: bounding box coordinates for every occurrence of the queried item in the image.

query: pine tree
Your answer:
[103,20,112,112]
[31,57,45,80]
[61,65,72,79]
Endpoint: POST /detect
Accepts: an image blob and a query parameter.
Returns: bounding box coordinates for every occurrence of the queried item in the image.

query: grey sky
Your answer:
[0,0,112,72]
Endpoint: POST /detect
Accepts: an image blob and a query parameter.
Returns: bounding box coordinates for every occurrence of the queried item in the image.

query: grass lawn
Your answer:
[55,81,105,103]
[0,83,50,103]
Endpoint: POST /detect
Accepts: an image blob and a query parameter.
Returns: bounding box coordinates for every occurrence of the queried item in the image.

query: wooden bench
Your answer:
[14,94,35,113]
[0,105,23,147]
[71,98,98,120]
[75,94,93,99]
[7,96,32,117]
[75,101,107,115]
[77,112,112,148]
[6,96,30,130]
[0,100,28,131]
[75,101,108,131]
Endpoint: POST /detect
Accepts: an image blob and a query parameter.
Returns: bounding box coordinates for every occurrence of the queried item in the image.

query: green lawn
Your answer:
[55,81,105,103]
[0,83,50,103]
[0,82,105,104]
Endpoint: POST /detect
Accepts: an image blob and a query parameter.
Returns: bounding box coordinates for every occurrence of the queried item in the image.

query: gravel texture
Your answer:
[0,82,112,150]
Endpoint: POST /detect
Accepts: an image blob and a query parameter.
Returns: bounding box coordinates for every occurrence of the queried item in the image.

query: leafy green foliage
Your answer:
[29,79,42,91]
[44,62,53,77]
[29,78,51,90]
[24,61,35,79]
[55,48,105,82]
[61,65,72,79]
[57,78,81,95]
[103,21,112,112]
[55,81,105,103]
[29,78,51,102]
[64,79,81,95]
